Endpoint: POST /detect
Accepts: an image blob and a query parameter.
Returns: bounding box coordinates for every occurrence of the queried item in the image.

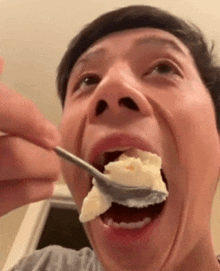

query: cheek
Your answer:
[59,105,89,207]
[151,80,219,191]
[59,104,85,154]
[61,160,90,209]
[171,89,220,186]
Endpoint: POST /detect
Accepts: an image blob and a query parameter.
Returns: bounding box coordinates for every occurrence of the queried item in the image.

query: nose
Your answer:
[87,69,153,123]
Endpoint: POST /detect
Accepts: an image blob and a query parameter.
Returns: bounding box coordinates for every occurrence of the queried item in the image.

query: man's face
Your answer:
[59,28,220,270]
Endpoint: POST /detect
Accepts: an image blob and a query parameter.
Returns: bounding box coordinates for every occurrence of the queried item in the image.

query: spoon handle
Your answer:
[54,146,108,181]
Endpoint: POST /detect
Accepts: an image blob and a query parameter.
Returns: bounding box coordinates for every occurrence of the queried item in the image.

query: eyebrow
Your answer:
[73,36,187,70]
[135,36,187,56]
[73,48,106,70]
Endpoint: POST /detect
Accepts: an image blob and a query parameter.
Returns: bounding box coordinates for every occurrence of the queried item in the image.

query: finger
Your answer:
[0,82,60,149]
[0,56,5,74]
[0,179,55,217]
[0,136,61,181]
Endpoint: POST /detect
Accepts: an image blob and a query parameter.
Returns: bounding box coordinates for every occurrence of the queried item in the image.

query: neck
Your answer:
[172,235,220,271]
[100,234,220,271]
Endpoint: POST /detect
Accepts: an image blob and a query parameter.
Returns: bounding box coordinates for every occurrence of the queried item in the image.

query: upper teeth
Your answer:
[95,146,132,167]
[106,146,132,152]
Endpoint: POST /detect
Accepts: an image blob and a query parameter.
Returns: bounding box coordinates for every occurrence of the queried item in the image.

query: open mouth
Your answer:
[100,201,165,229]
[91,149,168,229]
[93,150,125,173]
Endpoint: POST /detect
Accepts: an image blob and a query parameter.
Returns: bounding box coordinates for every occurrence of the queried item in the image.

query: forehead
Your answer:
[75,28,192,65]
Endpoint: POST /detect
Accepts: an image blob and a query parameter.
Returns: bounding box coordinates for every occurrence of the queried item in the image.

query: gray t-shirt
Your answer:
[8,245,103,271]
[8,245,220,271]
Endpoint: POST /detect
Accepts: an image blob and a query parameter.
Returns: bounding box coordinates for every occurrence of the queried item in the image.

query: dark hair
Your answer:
[57,5,220,129]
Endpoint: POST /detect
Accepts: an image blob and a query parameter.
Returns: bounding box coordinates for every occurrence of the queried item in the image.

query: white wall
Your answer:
[1,0,220,269]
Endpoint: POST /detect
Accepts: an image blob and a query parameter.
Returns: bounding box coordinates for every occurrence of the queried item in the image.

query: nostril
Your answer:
[95,97,138,116]
[119,97,139,111]
[96,100,108,115]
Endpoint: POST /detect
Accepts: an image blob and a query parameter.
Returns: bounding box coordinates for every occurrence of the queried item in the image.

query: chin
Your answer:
[82,198,174,271]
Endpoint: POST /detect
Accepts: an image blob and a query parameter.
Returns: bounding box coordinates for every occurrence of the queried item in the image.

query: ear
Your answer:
[0,56,5,74]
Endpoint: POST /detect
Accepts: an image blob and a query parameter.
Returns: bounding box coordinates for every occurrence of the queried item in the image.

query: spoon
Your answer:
[54,146,168,202]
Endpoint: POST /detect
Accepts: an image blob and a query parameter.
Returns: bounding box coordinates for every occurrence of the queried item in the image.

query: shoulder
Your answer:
[8,245,102,271]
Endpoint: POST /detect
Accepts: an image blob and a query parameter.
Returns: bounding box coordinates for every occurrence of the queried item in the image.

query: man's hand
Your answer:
[0,63,61,217]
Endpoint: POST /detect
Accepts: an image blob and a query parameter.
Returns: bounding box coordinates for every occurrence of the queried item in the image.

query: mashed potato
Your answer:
[79,182,112,222]
[104,148,167,192]
[79,149,168,223]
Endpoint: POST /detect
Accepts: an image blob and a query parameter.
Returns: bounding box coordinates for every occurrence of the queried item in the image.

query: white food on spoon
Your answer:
[79,182,112,223]
[79,148,168,223]
[104,148,167,192]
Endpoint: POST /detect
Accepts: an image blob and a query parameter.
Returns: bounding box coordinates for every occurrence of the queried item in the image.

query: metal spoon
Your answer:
[54,146,168,201]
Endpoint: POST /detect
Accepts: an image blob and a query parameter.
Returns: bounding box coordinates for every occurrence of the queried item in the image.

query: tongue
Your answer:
[100,202,164,223]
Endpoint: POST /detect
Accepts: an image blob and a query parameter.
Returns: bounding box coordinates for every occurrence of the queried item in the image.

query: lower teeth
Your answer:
[104,217,152,229]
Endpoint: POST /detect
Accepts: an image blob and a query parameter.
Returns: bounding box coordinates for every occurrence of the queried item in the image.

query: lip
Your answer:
[95,199,167,245]
[88,133,160,166]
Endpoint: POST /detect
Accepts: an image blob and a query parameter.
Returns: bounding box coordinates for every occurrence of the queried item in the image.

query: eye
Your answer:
[154,63,174,74]
[75,75,100,92]
[148,61,181,77]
